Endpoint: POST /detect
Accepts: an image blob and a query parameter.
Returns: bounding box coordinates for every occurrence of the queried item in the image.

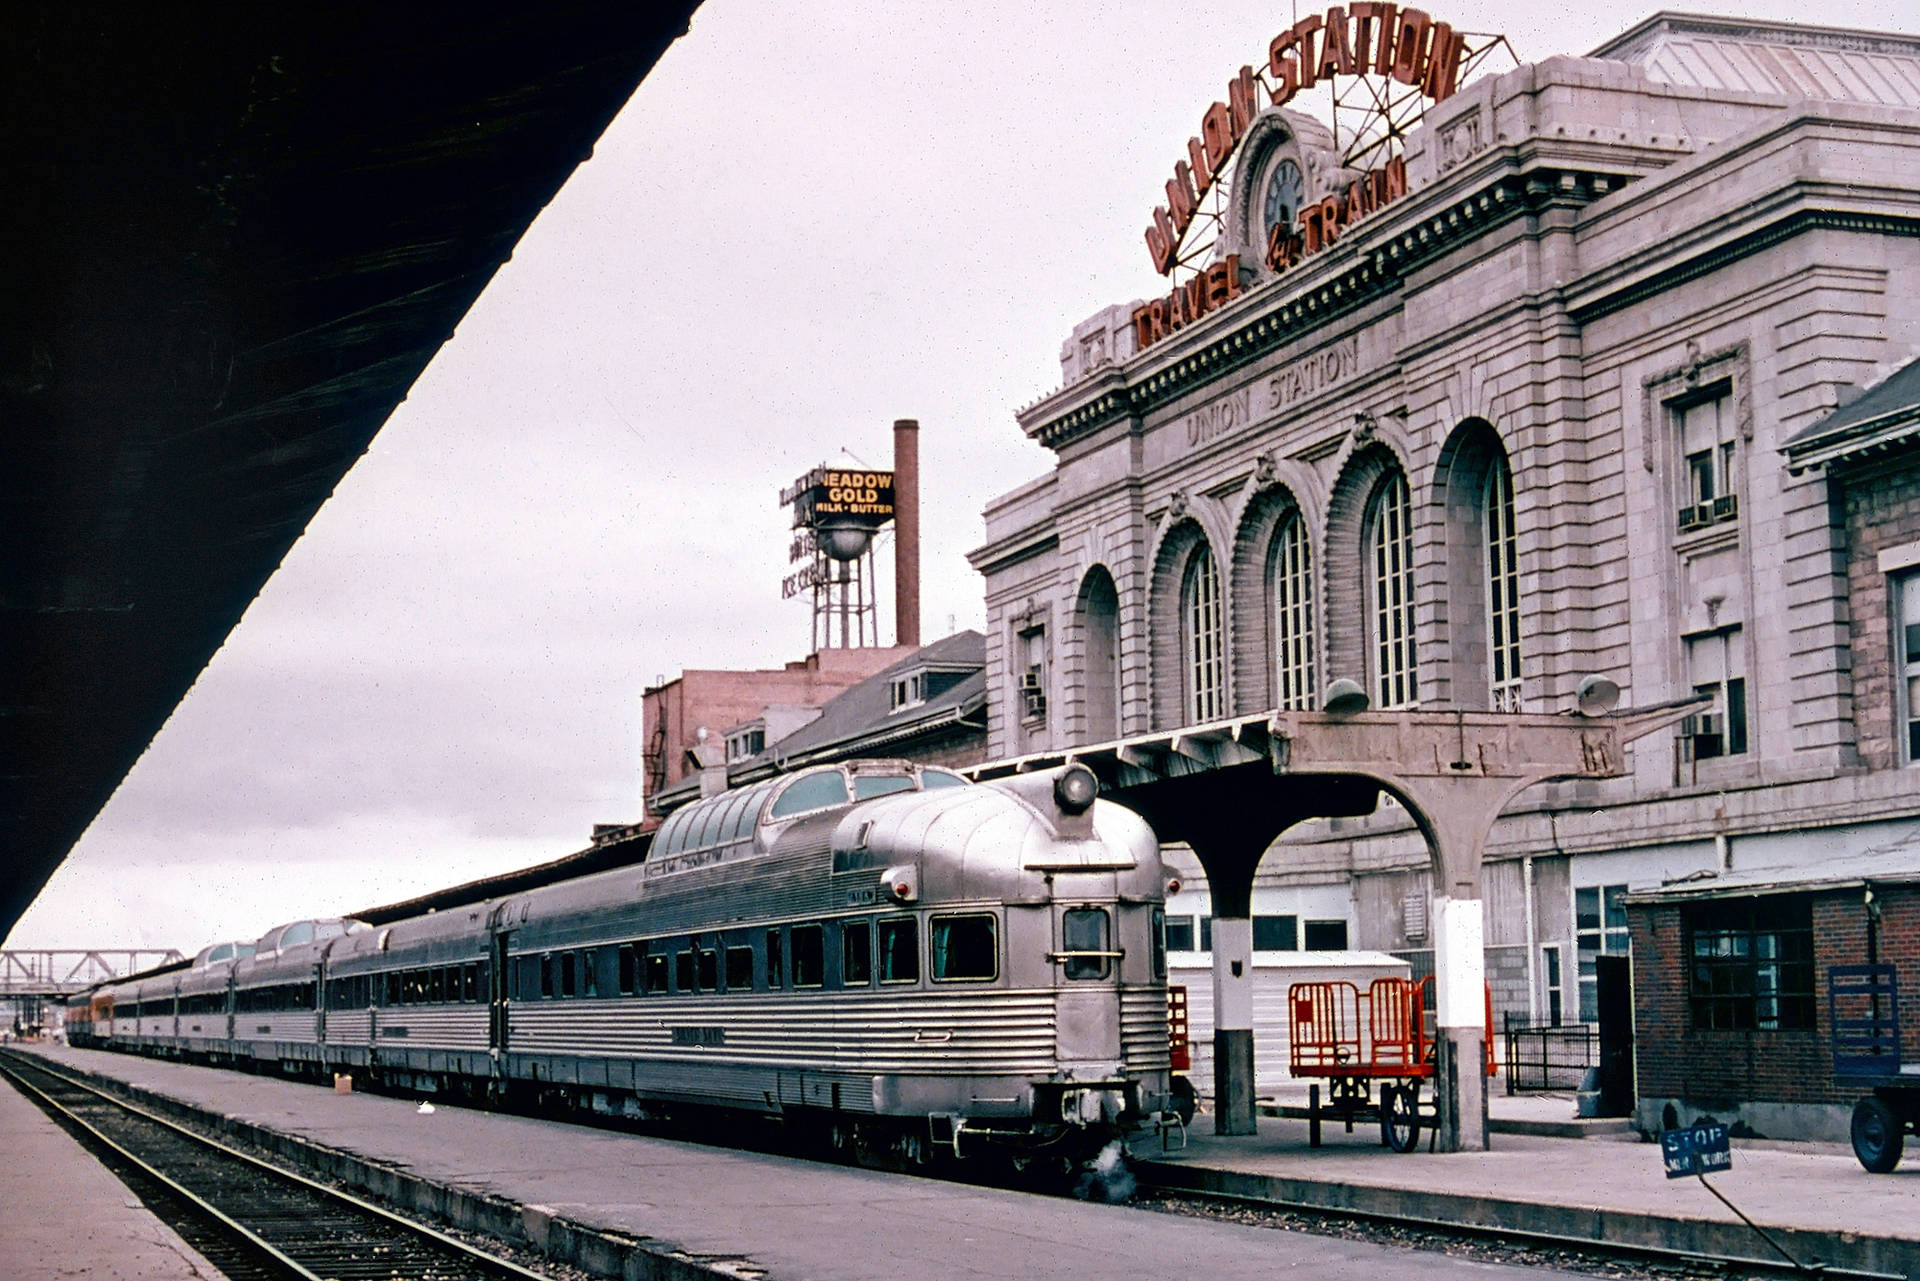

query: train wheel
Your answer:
[1851,1095,1904,1173]
[1382,1082,1420,1154]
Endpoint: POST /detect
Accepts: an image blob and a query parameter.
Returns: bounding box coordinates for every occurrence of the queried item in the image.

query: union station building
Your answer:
[968,13,1920,1135]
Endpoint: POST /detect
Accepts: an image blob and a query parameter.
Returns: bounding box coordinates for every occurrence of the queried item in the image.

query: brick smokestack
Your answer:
[893,418,920,648]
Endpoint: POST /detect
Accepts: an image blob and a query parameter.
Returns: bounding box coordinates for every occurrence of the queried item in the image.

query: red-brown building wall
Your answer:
[1632,885,1920,1112]
[1839,456,1920,770]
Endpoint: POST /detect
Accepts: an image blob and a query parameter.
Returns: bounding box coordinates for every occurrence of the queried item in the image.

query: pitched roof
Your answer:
[1783,355,1920,473]
[755,630,986,764]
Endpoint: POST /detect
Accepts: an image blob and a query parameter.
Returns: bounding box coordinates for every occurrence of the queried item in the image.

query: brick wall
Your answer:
[1841,455,1920,770]
[1632,885,1920,1110]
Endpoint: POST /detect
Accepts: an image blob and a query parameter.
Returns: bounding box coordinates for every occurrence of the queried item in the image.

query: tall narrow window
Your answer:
[1484,458,1522,711]
[1269,514,1316,710]
[1575,884,1629,1023]
[1078,568,1121,740]
[1368,473,1417,709]
[1684,629,1747,760]
[1182,544,1226,721]
[1676,389,1739,531]
[1897,572,1920,764]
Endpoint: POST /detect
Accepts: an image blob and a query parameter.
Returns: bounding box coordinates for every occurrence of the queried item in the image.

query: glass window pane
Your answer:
[931,914,998,981]
[843,921,872,985]
[766,930,783,989]
[1164,915,1195,952]
[1152,908,1167,979]
[1063,907,1111,979]
[771,770,851,817]
[1303,919,1348,950]
[791,925,824,987]
[725,946,753,991]
[645,953,669,994]
[878,919,918,983]
[854,775,916,800]
[1252,915,1297,950]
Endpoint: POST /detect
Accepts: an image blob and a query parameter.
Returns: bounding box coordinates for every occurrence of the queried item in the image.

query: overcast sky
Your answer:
[9,0,1917,952]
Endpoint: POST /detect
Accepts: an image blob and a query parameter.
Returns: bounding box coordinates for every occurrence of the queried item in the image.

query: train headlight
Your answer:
[1053,764,1098,815]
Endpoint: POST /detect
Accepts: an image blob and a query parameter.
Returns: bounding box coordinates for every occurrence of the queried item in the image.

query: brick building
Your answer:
[640,646,913,819]
[1628,850,1920,1140]
[967,12,1920,1093]
[645,632,988,815]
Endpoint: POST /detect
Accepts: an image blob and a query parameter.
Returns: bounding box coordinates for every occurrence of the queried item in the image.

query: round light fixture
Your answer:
[1323,678,1370,716]
[1574,674,1621,717]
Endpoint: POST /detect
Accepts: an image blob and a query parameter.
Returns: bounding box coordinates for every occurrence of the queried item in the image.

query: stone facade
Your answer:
[968,14,1920,1126]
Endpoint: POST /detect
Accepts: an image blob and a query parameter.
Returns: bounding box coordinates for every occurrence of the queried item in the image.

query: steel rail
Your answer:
[1135,1180,1908,1281]
[0,1051,558,1281]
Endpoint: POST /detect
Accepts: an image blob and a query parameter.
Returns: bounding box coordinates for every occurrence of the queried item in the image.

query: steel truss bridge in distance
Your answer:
[0,950,185,999]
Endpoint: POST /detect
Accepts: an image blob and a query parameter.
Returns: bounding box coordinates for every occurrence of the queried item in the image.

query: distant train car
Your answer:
[66,760,1177,1171]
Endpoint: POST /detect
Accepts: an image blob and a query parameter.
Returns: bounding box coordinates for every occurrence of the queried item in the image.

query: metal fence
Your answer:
[1502,1013,1598,1093]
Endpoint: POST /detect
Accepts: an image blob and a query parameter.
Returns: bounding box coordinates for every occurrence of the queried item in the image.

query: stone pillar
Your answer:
[1210,915,1257,1134]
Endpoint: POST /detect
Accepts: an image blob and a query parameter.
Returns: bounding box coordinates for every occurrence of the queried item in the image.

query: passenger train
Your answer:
[68,760,1184,1169]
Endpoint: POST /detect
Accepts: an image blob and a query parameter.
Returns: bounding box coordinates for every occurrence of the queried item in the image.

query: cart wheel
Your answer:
[1382,1083,1420,1154]
[1852,1095,1904,1174]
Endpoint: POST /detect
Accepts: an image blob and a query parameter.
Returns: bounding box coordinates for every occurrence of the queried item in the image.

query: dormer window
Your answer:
[890,671,927,711]
[725,726,765,762]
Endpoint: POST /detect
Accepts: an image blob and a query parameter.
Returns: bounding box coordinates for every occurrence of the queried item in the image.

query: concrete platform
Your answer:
[0,1057,218,1280]
[9,1044,1592,1281]
[1139,1093,1919,1278]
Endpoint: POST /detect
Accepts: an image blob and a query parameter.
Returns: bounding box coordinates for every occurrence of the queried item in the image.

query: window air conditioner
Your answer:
[1677,503,1708,532]
[1711,493,1738,521]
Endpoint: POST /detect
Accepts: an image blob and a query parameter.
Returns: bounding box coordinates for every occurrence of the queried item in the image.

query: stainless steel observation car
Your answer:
[70,760,1177,1166]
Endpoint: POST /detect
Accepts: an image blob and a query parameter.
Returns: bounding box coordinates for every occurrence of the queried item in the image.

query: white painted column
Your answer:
[1209,916,1257,1134]
[1432,895,1489,1150]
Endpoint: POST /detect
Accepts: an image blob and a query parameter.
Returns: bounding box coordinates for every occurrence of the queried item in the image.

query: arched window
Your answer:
[1367,473,1417,709]
[1268,513,1316,710]
[1181,545,1226,721]
[1484,456,1522,711]
[1077,567,1121,740]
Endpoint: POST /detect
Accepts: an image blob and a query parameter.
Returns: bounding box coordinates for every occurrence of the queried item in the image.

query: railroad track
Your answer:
[0,1052,561,1281]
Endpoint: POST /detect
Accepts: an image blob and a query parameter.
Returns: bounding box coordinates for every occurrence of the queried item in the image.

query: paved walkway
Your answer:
[7,1045,1594,1281]
[1137,1085,1917,1277]
[0,1053,217,1279]
[12,1043,1917,1280]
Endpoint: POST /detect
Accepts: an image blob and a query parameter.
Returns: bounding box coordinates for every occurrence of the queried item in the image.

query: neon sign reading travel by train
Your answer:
[1143,5,1472,277]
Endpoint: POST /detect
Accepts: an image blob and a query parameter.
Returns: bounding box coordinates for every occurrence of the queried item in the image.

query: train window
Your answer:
[790,925,825,987]
[770,770,850,818]
[1062,908,1113,979]
[282,922,314,948]
[618,944,638,996]
[428,969,444,1003]
[853,775,914,801]
[384,973,399,1006]
[645,951,670,995]
[584,953,601,998]
[675,948,696,992]
[655,808,690,857]
[921,769,968,789]
[765,931,783,989]
[843,921,873,985]
[878,919,918,983]
[725,946,753,991]
[561,952,579,998]
[540,954,555,999]
[931,914,998,982]
[1151,909,1167,980]
[698,949,718,992]
[465,964,480,1002]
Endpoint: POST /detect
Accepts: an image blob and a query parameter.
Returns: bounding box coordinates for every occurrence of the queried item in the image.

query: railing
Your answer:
[1502,1012,1598,1094]
[0,950,186,998]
